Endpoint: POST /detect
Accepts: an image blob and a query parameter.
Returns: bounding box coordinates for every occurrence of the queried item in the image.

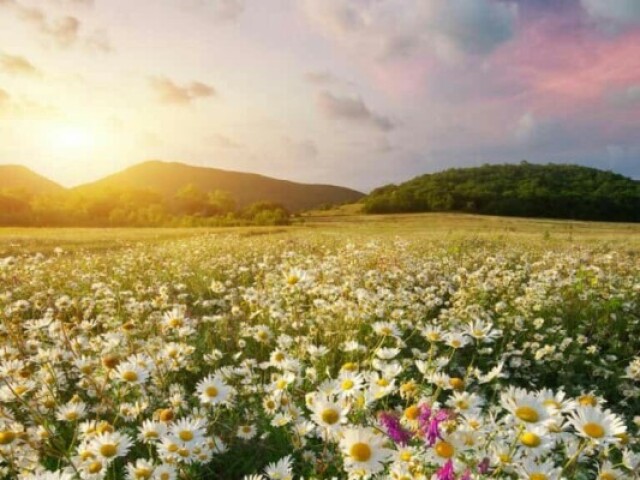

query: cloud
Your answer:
[581,0,640,25]
[0,88,9,108]
[303,0,518,63]
[186,0,245,22]
[0,53,40,76]
[317,90,395,131]
[212,133,242,149]
[607,84,640,107]
[303,71,342,86]
[1,1,110,50]
[424,0,518,60]
[283,137,318,159]
[150,76,217,105]
[514,112,567,148]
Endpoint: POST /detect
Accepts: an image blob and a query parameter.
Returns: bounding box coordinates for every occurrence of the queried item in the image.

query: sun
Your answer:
[50,124,96,150]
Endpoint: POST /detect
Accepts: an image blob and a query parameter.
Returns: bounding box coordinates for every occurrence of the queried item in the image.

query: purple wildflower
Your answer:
[379,412,412,446]
[478,457,490,474]
[421,408,449,446]
[436,460,456,480]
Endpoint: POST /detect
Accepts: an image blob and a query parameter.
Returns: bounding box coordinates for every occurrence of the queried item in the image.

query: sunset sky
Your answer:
[0,0,639,191]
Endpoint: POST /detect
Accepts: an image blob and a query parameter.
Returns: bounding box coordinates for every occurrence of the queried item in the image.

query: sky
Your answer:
[0,0,639,192]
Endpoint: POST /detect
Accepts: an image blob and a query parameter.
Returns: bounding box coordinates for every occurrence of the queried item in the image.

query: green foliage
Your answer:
[362,162,640,221]
[0,185,290,227]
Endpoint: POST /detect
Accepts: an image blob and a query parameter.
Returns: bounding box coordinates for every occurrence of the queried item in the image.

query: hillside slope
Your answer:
[75,161,363,211]
[363,162,640,221]
[0,165,65,194]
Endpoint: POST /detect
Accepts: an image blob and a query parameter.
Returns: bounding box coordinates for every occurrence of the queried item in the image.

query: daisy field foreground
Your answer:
[0,217,639,480]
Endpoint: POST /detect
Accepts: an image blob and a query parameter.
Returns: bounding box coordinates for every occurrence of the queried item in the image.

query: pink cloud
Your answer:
[497,17,640,113]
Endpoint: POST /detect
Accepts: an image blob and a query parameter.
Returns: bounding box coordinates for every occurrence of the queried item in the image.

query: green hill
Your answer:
[75,160,363,212]
[363,162,640,222]
[0,165,65,195]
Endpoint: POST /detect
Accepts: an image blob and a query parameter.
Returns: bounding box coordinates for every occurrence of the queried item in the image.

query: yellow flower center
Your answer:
[449,378,465,390]
[342,362,358,372]
[134,467,153,479]
[179,431,194,442]
[341,379,354,391]
[65,411,79,421]
[14,385,28,395]
[159,409,174,422]
[498,453,511,463]
[599,473,616,480]
[168,317,183,328]
[377,378,389,387]
[543,399,561,409]
[520,432,541,447]
[159,474,170,480]
[88,461,103,474]
[99,443,118,458]
[0,431,16,445]
[583,422,605,438]
[349,442,372,462]
[276,380,287,390]
[578,395,597,406]
[167,443,179,453]
[435,441,455,458]
[274,353,285,362]
[122,370,139,382]
[399,451,412,462]
[404,405,420,421]
[321,408,340,425]
[205,386,219,398]
[178,448,189,457]
[515,406,540,423]
[529,474,548,480]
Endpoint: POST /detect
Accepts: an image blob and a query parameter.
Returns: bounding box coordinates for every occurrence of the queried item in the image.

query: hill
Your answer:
[0,165,65,195]
[75,160,363,212]
[362,162,640,222]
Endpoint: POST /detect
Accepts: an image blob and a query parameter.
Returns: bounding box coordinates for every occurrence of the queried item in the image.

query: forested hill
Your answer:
[362,163,640,222]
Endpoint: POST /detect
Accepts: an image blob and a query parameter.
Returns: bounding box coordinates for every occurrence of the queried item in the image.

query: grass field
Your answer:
[0,213,639,479]
[2,212,640,254]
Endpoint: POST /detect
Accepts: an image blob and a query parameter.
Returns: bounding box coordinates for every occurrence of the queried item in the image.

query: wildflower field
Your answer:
[1,214,639,480]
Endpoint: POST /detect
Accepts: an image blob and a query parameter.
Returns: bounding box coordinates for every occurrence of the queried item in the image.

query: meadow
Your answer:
[0,214,639,480]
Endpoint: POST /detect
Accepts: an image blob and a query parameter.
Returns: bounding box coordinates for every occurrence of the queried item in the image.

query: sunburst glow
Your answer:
[50,125,96,151]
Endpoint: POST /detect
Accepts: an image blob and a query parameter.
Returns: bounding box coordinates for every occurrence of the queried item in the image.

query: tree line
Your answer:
[362,162,640,222]
[0,184,291,227]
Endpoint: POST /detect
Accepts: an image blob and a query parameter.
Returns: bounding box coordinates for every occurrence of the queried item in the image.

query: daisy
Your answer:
[568,406,626,445]
[170,417,206,446]
[126,459,156,480]
[138,420,167,444]
[339,427,394,477]
[237,424,257,440]
[89,431,133,462]
[373,321,401,337]
[501,389,552,426]
[56,401,87,422]
[309,397,349,439]
[264,454,293,480]
[195,374,234,406]
[153,464,177,480]
[337,371,364,398]
[517,426,554,456]
[115,361,150,386]
[517,458,562,480]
